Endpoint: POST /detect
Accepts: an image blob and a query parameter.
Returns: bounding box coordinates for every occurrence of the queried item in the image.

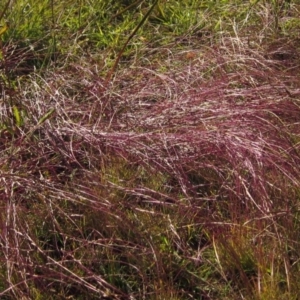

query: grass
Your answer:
[1,0,300,299]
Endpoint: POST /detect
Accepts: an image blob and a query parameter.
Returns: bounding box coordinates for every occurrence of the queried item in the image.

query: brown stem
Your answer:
[105,0,159,86]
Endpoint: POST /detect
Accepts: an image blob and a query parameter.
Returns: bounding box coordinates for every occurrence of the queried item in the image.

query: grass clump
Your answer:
[1,0,300,299]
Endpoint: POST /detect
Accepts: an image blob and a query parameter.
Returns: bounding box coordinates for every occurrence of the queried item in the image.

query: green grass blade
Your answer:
[12,105,22,127]
[37,108,55,125]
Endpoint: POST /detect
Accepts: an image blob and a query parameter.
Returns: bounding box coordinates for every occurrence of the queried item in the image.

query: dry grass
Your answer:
[1,1,300,299]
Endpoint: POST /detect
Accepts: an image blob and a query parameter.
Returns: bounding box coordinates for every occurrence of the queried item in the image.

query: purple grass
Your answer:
[1,29,300,299]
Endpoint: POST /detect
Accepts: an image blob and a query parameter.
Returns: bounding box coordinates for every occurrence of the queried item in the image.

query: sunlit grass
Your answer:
[0,0,300,299]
